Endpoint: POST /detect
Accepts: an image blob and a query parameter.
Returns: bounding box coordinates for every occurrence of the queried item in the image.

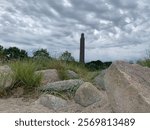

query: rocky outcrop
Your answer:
[0,65,13,88]
[38,94,68,110]
[104,61,150,112]
[67,70,79,79]
[35,69,60,84]
[40,79,84,92]
[74,82,102,107]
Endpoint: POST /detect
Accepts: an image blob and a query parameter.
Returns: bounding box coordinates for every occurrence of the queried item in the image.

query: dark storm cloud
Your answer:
[0,0,150,61]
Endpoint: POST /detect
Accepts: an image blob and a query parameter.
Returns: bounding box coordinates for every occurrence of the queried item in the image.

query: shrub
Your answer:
[137,59,150,67]
[137,48,150,68]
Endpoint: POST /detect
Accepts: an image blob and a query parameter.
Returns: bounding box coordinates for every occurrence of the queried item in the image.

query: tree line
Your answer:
[0,45,75,62]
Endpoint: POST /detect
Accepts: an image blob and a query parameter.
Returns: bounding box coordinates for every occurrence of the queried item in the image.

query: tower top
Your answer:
[81,33,84,37]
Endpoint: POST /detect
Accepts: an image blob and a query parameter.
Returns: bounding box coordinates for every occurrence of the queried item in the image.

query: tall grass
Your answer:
[10,61,42,89]
[33,58,98,81]
[9,58,98,89]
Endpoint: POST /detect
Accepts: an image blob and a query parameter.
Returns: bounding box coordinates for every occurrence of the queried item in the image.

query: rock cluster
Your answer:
[0,61,150,113]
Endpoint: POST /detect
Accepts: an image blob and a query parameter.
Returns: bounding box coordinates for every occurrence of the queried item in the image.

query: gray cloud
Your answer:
[0,0,150,62]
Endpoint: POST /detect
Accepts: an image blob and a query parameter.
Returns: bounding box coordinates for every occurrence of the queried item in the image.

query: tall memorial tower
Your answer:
[79,33,85,63]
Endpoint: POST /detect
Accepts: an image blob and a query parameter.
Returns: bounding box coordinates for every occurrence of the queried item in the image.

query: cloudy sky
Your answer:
[0,0,150,62]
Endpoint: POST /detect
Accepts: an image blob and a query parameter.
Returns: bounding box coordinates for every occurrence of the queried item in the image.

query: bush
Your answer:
[85,60,112,71]
[11,61,42,89]
[137,59,150,67]
[137,48,150,68]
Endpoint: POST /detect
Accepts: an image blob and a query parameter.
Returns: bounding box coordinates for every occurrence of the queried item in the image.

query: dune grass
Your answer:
[0,58,98,97]
[10,61,42,89]
[32,58,96,81]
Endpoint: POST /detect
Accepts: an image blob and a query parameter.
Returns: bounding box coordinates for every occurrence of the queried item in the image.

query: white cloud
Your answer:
[0,0,150,62]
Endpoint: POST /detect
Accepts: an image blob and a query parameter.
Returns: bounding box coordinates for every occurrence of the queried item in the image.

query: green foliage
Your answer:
[44,59,69,80]
[0,45,3,50]
[32,58,92,81]
[137,59,150,67]
[33,58,69,80]
[33,49,51,59]
[85,60,112,71]
[4,47,28,60]
[0,45,6,61]
[59,51,75,61]
[11,61,42,89]
[137,48,150,68]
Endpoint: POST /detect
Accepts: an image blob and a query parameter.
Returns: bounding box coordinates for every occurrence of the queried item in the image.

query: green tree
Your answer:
[0,45,3,51]
[4,47,28,60]
[0,45,4,59]
[33,49,50,58]
[59,51,75,61]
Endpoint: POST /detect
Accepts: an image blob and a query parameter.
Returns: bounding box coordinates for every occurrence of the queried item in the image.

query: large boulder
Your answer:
[35,69,60,85]
[0,65,13,88]
[38,94,68,110]
[40,79,84,92]
[81,91,112,113]
[104,61,150,112]
[74,82,102,107]
[93,70,106,90]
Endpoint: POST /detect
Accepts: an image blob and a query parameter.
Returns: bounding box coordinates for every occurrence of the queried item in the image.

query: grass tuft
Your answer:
[10,61,42,89]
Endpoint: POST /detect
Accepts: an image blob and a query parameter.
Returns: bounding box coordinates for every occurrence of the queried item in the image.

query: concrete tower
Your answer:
[79,33,85,63]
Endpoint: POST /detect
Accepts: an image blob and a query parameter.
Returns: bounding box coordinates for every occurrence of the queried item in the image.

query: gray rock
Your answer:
[40,79,84,92]
[0,65,14,88]
[104,61,150,112]
[35,69,60,85]
[82,91,112,113]
[93,70,106,90]
[67,70,79,79]
[38,94,68,110]
[74,82,102,107]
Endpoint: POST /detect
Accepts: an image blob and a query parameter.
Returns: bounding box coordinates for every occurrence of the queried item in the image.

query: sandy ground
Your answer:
[0,91,112,113]
[0,98,54,113]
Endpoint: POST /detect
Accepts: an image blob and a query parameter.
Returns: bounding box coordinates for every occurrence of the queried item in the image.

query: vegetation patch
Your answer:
[10,61,42,90]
